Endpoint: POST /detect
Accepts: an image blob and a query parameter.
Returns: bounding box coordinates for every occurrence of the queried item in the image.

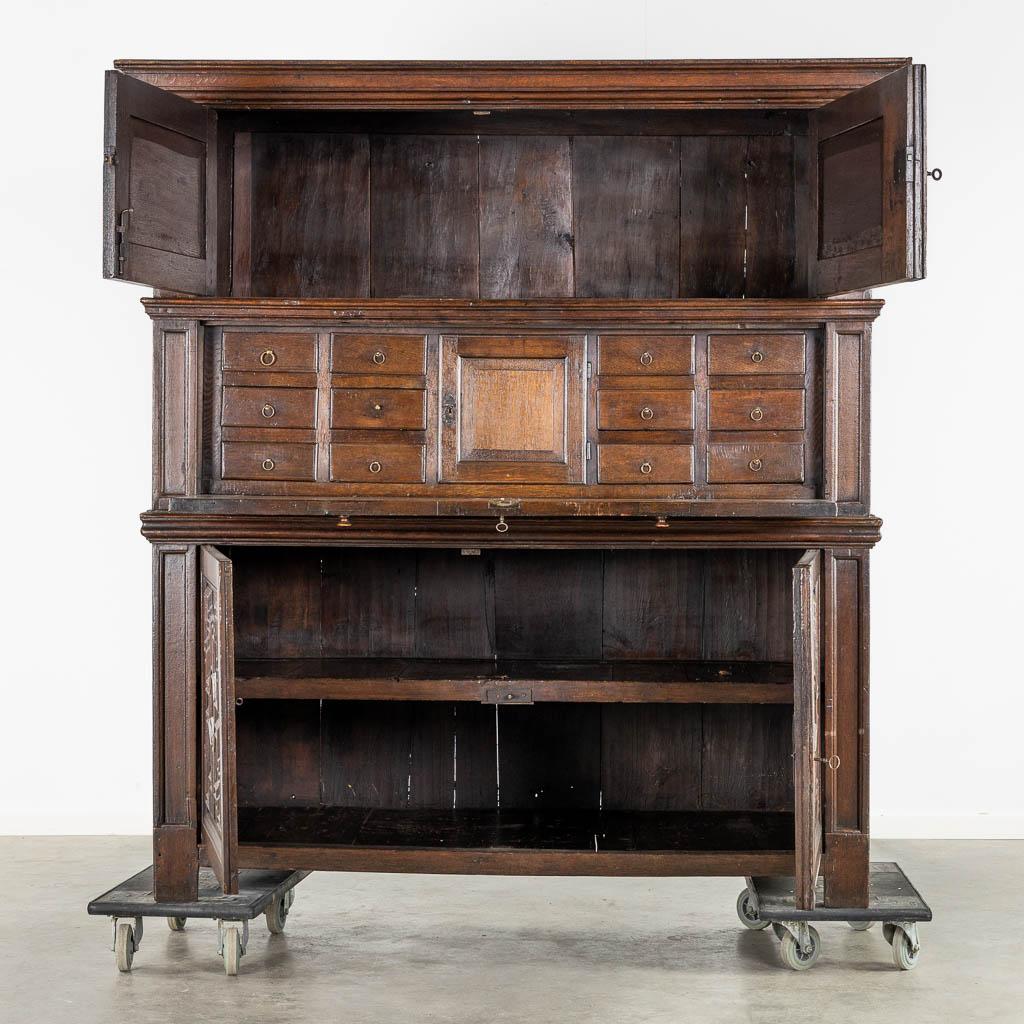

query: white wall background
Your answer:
[1,0,1020,837]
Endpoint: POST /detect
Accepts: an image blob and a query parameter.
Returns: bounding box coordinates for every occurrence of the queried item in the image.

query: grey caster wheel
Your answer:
[736,887,770,930]
[112,916,143,973]
[217,920,249,977]
[848,919,874,931]
[779,925,821,971]
[266,894,290,935]
[886,923,921,971]
[167,916,187,931]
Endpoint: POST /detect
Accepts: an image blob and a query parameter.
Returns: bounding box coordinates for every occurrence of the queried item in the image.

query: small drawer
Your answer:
[708,389,805,431]
[708,334,806,375]
[221,386,316,429]
[597,335,695,376]
[332,334,426,375]
[597,389,694,431]
[331,389,426,430]
[222,332,316,372]
[330,444,426,483]
[597,445,694,484]
[221,442,316,482]
[707,443,805,483]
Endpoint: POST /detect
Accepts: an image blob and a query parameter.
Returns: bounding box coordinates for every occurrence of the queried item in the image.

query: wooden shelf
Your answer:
[236,807,795,877]
[235,658,793,704]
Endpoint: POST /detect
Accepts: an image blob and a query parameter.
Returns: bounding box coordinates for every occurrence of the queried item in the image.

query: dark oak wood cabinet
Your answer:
[102,59,927,924]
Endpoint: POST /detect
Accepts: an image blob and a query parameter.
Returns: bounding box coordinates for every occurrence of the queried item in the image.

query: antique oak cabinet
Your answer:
[96,58,931,972]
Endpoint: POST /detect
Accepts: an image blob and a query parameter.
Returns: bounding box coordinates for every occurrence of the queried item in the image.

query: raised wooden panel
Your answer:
[440,335,585,483]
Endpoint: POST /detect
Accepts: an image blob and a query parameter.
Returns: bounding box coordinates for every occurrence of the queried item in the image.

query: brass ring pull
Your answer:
[751,350,764,363]
[261,458,275,471]
[261,403,275,419]
[640,406,654,421]
[748,458,763,472]
[749,407,764,422]
[640,461,653,475]
[372,350,386,365]
[817,754,841,770]
[368,460,382,474]
[639,351,653,366]
[373,402,383,413]
[495,516,509,533]
[259,349,276,366]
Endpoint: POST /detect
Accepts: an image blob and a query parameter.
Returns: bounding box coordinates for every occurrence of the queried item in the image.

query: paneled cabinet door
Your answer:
[199,546,239,894]
[439,335,586,483]
[793,549,823,910]
[103,71,217,293]
[809,64,927,294]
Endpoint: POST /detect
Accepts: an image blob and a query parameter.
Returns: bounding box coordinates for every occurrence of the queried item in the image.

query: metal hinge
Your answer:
[586,441,592,460]
[488,497,521,511]
[103,150,116,166]
[586,360,593,379]
[116,207,133,275]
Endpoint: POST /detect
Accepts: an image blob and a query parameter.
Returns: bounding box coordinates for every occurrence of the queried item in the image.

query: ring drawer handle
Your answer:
[368,460,382,474]
[372,402,383,413]
[259,349,276,366]
[749,406,764,422]
[640,461,653,475]
[372,350,386,365]
[639,351,653,366]
[261,458,275,472]
[640,406,654,421]
[261,403,275,419]
[751,350,764,363]
[748,458,763,472]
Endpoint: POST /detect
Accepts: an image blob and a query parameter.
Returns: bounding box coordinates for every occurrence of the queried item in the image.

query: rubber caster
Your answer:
[736,888,770,930]
[771,922,787,941]
[167,916,187,931]
[779,925,821,971]
[285,887,296,910]
[265,894,290,935]
[218,920,248,977]
[847,919,874,931]
[882,922,896,945]
[890,926,920,971]
[113,917,143,973]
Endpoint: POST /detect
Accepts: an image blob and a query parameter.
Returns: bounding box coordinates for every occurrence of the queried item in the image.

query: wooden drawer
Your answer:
[331,388,426,430]
[708,334,806,375]
[597,335,695,376]
[221,442,316,481]
[332,334,426,375]
[221,386,316,428]
[707,443,805,483]
[708,389,805,431]
[222,332,316,372]
[597,389,694,431]
[331,444,426,483]
[597,445,694,484]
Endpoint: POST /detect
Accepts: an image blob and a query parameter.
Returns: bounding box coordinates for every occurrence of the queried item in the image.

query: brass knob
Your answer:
[373,402,383,413]
[749,407,764,422]
[639,351,653,366]
[751,350,764,363]
[259,349,276,366]
[640,406,654,421]
[372,350,386,365]
[368,460,382,474]
[261,458,275,471]
[640,461,653,475]
[748,458,763,472]
[261,403,275,418]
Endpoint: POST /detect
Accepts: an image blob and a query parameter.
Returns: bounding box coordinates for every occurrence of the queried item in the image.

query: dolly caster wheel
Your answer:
[779,925,821,971]
[887,923,921,971]
[848,919,874,931]
[882,922,896,945]
[736,888,770,930]
[771,922,787,941]
[266,894,290,935]
[167,916,187,931]
[217,920,249,977]
[113,917,143,973]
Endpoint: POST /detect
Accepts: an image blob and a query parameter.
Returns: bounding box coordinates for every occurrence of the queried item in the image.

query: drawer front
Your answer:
[221,442,316,482]
[598,445,694,484]
[708,389,805,431]
[331,388,426,430]
[597,335,695,376]
[330,444,426,483]
[597,389,694,431]
[708,334,806,375]
[222,332,317,372]
[332,334,426,375]
[221,386,316,429]
[707,443,805,483]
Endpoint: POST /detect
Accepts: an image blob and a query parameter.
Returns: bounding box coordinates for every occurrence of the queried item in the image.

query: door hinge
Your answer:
[894,145,914,185]
[586,360,593,379]
[116,207,133,275]
[586,441,593,461]
[103,150,116,166]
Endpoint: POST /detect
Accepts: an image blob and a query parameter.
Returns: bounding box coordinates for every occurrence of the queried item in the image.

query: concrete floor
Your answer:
[0,838,1019,1024]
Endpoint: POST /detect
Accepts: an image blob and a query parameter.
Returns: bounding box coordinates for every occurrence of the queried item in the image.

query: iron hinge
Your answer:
[586,360,593,379]
[103,150,116,166]
[586,441,592,460]
[116,207,133,275]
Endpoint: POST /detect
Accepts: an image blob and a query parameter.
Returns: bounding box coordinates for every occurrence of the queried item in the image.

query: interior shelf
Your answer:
[235,658,794,704]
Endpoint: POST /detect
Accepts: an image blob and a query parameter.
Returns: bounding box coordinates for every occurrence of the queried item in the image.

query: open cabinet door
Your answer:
[199,546,238,894]
[103,71,217,293]
[792,550,823,910]
[809,65,926,295]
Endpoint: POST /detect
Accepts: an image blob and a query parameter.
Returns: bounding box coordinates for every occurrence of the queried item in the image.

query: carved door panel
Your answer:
[103,71,218,293]
[199,545,238,893]
[439,335,586,483]
[809,64,927,294]
[793,549,823,910]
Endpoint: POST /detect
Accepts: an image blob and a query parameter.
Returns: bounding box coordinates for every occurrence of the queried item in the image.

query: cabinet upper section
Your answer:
[103,60,928,300]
